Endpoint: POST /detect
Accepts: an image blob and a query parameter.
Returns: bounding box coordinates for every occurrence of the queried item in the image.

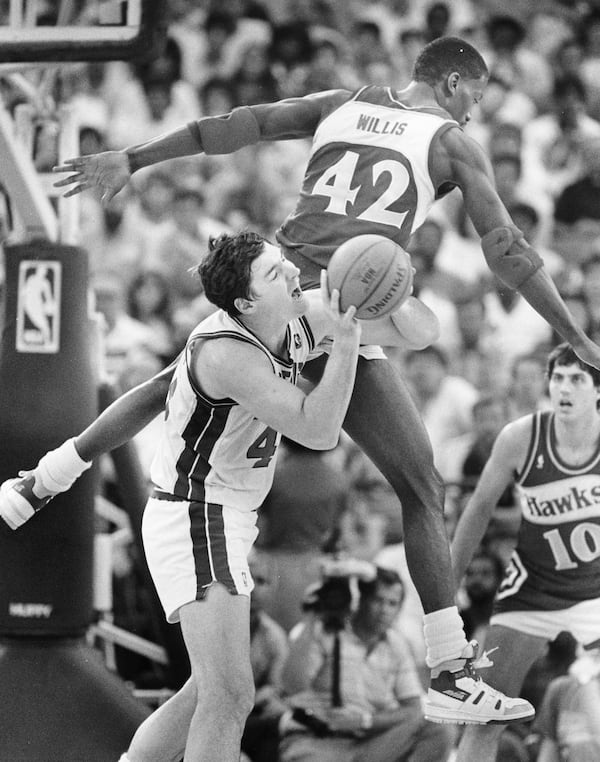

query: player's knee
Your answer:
[215,668,255,721]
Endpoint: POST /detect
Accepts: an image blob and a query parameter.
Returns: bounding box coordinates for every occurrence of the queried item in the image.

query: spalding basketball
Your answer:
[327,235,413,319]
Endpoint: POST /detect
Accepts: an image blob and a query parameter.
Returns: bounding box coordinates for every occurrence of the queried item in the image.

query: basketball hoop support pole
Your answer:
[0,100,58,241]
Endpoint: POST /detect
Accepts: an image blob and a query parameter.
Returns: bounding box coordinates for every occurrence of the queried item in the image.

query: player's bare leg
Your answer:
[303,356,534,725]
[455,625,548,762]
[179,585,254,761]
[124,678,195,761]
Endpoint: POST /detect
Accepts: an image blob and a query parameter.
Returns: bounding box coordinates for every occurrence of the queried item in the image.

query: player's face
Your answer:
[548,363,600,419]
[248,242,306,317]
[448,74,487,127]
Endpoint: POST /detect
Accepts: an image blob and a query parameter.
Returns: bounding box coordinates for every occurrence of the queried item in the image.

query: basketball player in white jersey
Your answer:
[21,35,594,725]
[452,343,600,761]
[1,230,443,762]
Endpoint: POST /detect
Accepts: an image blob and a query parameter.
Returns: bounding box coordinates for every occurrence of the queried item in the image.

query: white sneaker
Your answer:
[424,641,535,725]
[0,472,53,530]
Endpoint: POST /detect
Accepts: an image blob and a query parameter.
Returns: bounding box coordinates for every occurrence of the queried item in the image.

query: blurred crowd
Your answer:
[2,0,600,759]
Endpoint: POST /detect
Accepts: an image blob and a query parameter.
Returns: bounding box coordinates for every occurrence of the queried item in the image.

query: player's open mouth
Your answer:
[291,287,302,300]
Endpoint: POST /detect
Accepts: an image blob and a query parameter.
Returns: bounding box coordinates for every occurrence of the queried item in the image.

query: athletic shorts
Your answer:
[490,596,600,647]
[141,494,258,623]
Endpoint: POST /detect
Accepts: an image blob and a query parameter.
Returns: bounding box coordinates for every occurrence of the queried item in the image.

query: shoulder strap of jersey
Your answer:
[515,411,543,484]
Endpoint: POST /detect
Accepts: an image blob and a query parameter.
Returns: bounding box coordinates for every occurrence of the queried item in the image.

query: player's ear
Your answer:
[234,296,254,314]
[446,71,460,95]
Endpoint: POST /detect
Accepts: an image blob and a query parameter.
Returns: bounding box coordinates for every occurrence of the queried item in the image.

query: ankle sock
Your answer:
[423,606,469,669]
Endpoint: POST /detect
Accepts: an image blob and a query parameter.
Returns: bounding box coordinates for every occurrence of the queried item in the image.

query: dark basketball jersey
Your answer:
[150,310,315,509]
[276,85,457,284]
[495,411,600,613]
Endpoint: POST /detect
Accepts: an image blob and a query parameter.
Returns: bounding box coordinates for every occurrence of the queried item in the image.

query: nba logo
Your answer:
[16,261,61,353]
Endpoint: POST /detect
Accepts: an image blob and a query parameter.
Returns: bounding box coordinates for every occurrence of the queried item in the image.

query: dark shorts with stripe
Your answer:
[142,492,258,623]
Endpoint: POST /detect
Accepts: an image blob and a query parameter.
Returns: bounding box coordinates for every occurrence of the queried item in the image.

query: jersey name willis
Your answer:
[276,85,457,276]
[495,411,600,613]
[150,309,315,510]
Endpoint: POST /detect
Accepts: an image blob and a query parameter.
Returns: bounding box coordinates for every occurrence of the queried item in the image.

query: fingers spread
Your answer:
[53,173,83,187]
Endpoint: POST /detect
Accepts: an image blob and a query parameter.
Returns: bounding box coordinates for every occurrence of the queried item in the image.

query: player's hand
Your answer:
[52,151,131,202]
[320,269,361,343]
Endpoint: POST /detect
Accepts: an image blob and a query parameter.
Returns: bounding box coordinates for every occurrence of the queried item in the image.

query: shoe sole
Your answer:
[424,706,535,725]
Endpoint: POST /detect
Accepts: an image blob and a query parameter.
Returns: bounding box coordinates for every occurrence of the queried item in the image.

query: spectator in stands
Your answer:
[126,271,178,366]
[533,643,600,761]
[403,345,479,484]
[407,218,466,356]
[231,40,280,107]
[279,566,453,762]
[423,3,450,43]
[506,352,551,421]
[482,276,553,390]
[91,272,160,383]
[553,135,600,268]
[108,39,201,148]
[522,75,600,202]
[459,547,505,647]
[268,20,314,98]
[242,550,290,762]
[257,437,349,633]
[151,186,222,310]
[450,291,498,393]
[482,13,553,113]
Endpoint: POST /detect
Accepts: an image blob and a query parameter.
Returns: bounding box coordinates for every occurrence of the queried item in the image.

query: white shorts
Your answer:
[490,596,600,647]
[141,495,258,623]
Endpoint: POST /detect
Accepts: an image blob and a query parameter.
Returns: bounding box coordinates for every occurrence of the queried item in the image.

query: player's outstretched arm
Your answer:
[451,418,528,586]
[0,361,175,530]
[52,92,336,202]
[442,129,600,371]
[76,360,175,461]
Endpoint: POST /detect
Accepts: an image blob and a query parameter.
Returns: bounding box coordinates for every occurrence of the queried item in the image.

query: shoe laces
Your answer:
[462,641,499,679]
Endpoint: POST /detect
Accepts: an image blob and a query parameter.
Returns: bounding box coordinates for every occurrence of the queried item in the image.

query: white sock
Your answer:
[423,606,469,669]
[117,755,131,762]
[33,438,91,497]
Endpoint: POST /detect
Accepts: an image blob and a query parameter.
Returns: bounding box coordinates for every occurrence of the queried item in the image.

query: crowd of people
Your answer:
[2,0,600,760]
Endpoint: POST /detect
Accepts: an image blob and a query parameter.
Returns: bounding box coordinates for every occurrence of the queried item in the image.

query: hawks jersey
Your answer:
[495,411,600,613]
[276,85,458,274]
[150,309,315,510]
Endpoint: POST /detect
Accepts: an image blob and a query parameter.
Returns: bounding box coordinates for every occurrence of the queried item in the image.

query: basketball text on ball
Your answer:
[327,234,413,319]
[364,264,409,317]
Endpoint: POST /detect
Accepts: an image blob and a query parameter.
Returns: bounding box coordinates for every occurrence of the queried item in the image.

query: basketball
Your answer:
[327,235,413,319]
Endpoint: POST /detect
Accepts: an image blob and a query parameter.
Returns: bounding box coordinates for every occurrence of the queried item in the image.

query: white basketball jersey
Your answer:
[150,309,315,511]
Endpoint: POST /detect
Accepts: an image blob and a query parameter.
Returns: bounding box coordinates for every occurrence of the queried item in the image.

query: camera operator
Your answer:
[279,563,453,762]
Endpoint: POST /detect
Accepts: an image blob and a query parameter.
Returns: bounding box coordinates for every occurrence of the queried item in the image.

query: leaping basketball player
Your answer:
[7,36,600,744]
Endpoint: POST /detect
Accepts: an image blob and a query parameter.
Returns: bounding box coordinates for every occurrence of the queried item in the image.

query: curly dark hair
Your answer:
[197,231,266,316]
[413,36,488,86]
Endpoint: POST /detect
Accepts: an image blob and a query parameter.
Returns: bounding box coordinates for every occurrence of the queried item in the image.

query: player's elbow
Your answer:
[407,317,440,349]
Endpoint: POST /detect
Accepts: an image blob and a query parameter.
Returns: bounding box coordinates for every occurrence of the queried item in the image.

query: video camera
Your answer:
[305,557,376,631]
